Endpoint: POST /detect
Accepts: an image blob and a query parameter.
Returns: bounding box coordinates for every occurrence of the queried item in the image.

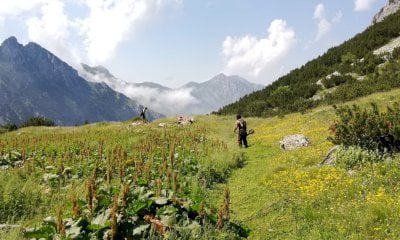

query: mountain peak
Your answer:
[25,41,44,50]
[215,73,227,78]
[1,36,22,48]
[372,0,400,24]
[82,63,115,79]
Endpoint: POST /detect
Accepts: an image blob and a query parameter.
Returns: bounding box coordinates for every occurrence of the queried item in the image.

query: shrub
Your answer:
[334,145,381,169]
[329,102,400,152]
[0,123,18,134]
[21,116,55,127]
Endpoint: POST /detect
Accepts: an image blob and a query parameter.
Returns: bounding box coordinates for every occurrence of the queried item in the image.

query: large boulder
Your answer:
[279,134,310,150]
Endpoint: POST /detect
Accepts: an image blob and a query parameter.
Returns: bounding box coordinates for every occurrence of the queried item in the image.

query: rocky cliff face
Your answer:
[372,0,400,24]
[0,37,162,125]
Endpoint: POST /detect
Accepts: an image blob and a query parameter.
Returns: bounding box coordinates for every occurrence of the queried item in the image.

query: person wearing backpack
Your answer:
[234,114,248,148]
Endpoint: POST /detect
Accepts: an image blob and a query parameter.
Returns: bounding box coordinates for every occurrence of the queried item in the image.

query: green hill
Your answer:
[217,10,400,117]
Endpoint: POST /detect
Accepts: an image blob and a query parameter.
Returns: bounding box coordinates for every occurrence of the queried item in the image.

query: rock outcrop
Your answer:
[372,0,400,24]
[320,145,340,165]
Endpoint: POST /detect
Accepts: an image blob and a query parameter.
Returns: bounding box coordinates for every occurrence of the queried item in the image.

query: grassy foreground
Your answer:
[2,89,400,239]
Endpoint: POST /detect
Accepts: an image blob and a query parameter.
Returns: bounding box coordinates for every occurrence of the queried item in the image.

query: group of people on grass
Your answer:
[140,107,249,148]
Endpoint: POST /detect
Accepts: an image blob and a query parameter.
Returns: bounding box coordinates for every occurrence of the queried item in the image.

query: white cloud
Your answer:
[0,0,180,66]
[0,0,46,16]
[354,0,378,11]
[0,16,4,29]
[75,0,181,65]
[26,1,69,46]
[313,3,326,20]
[78,0,145,64]
[315,18,331,42]
[0,0,45,34]
[332,11,343,23]
[312,4,342,42]
[222,19,296,80]
[26,1,68,41]
[313,4,331,41]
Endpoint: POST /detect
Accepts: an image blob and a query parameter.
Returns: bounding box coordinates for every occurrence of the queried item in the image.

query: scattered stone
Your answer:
[131,122,141,127]
[12,160,24,168]
[152,197,169,205]
[176,116,194,125]
[42,187,52,194]
[158,123,167,127]
[321,145,340,165]
[0,224,21,230]
[65,218,82,239]
[43,216,56,224]
[45,165,56,172]
[0,165,10,170]
[62,167,73,175]
[92,209,111,226]
[347,169,355,177]
[43,173,59,182]
[279,134,310,150]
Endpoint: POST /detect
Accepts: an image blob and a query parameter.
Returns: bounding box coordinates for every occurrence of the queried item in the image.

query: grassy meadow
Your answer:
[2,89,400,239]
[214,89,400,239]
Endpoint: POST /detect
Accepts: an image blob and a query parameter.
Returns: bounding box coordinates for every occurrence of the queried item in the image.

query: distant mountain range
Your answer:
[0,37,161,126]
[81,64,264,116]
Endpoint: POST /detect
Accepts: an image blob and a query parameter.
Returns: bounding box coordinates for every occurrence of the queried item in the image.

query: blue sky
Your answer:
[0,0,386,87]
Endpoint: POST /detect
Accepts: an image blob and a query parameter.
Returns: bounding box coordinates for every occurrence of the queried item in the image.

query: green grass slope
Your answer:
[2,89,400,239]
[211,89,400,239]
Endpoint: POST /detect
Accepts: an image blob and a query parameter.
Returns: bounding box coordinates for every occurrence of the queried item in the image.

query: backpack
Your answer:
[237,119,247,136]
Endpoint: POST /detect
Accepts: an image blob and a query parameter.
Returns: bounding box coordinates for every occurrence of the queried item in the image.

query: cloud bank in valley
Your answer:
[120,86,198,116]
[82,69,198,116]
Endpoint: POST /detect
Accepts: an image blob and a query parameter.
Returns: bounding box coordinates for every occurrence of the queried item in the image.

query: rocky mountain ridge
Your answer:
[0,37,161,126]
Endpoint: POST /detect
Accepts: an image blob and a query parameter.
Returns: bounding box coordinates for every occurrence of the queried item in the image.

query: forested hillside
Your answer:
[218,10,400,117]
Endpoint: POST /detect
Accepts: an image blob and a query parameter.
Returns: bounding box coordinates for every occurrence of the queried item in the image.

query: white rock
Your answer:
[279,134,310,150]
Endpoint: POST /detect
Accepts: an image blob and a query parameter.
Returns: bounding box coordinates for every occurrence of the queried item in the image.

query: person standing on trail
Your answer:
[234,114,248,148]
[140,107,148,123]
